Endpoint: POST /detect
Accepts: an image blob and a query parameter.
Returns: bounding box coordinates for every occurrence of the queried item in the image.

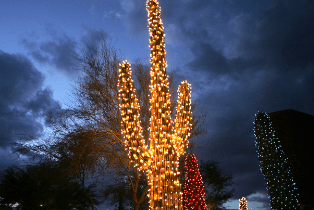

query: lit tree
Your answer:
[184,154,206,210]
[239,197,248,210]
[118,0,192,210]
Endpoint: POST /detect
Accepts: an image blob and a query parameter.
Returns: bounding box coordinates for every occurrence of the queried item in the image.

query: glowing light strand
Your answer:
[118,61,150,169]
[253,112,299,210]
[118,1,192,210]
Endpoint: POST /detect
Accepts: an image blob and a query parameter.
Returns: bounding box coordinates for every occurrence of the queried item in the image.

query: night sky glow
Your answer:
[1,0,314,209]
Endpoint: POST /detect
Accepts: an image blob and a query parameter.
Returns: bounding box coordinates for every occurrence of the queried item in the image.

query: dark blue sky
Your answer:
[1,0,314,209]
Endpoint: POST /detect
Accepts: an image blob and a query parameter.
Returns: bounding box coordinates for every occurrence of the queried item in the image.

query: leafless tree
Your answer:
[16,37,207,210]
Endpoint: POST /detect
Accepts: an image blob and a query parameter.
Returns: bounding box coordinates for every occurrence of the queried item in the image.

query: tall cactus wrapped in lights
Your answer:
[117,0,192,209]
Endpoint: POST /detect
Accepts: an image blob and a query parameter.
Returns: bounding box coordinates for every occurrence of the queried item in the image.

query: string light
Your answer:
[253,112,299,209]
[239,197,248,210]
[184,154,206,210]
[118,1,192,210]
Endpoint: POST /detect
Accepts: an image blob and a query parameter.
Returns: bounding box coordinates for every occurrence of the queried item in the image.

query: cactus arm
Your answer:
[173,81,192,157]
[118,61,150,170]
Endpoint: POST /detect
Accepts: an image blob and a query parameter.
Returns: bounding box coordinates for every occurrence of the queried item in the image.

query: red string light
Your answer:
[184,154,206,210]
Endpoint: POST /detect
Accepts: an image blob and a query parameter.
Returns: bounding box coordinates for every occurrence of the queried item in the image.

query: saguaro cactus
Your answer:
[117,0,192,210]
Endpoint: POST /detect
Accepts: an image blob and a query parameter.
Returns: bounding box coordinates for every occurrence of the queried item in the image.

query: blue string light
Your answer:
[253,111,299,210]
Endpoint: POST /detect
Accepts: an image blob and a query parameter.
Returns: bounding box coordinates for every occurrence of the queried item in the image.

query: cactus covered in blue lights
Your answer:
[254,112,299,209]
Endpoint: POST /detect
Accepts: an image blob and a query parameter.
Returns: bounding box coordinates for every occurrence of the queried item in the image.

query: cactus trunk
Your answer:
[118,1,192,209]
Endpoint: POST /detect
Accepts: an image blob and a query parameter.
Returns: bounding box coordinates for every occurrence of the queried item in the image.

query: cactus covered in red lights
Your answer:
[117,0,192,210]
[183,154,206,210]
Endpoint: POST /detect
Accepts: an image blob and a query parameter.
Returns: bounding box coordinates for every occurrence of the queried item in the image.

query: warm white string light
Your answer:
[239,197,248,210]
[117,1,192,210]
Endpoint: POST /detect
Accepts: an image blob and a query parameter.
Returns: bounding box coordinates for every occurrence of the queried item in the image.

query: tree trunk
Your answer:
[81,169,95,210]
[118,187,124,210]
[134,201,139,210]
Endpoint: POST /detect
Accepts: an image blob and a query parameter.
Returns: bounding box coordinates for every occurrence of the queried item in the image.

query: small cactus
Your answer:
[239,197,248,210]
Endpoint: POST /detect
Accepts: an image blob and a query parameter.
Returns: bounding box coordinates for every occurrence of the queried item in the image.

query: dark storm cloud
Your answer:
[184,0,314,78]
[40,36,78,71]
[27,88,61,119]
[118,0,147,35]
[21,34,79,78]
[80,27,108,53]
[229,0,314,72]
[195,86,267,196]
[188,43,230,74]
[159,0,314,78]
[21,28,110,78]
[260,0,314,69]
[0,52,44,105]
[0,51,61,148]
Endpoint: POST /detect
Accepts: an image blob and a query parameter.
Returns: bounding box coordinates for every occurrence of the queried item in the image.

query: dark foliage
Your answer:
[102,170,149,210]
[0,161,98,210]
[199,161,234,210]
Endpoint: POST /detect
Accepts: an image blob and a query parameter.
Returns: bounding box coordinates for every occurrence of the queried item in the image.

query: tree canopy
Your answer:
[0,161,98,210]
[199,161,234,210]
[13,38,208,210]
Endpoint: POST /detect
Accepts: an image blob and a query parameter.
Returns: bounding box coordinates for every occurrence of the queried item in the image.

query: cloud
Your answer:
[27,88,61,119]
[103,10,122,20]
[0,51,44,105]
[187,4,314,76]
[21,27,110,78]
[157,0,314,80]
[21,33,79,78]
[227,0,314,71]
[21,29,78,78]
[117,0,150,35]
[80,26,108,52]
[225,192,271,209]
[260,0,314,69]
[39,36,78,73]
[0,51,60,148]
[188,43,230,74]
[119,0,135,12]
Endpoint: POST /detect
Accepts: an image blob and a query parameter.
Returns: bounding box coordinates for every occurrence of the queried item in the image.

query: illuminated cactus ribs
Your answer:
[118,0,192,209]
